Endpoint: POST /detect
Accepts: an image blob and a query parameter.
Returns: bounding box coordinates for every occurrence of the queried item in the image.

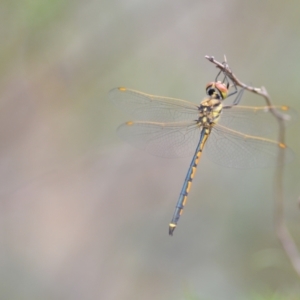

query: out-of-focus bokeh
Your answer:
[1,0,300,299]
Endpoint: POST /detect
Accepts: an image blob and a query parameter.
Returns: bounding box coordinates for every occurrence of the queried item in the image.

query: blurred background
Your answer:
[1,0,300,299]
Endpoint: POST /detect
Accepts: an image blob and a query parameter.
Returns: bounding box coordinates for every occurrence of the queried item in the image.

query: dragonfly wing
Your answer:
[220,105,296,137]
[205,123,294,168]
[117,121,201,157]
[108,87,200,122]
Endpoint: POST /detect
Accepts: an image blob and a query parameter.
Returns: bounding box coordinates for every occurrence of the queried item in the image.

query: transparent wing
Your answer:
[117,121,201,157]
[220,105,296,137]
[205,123,294,168]
[110,88,295,167]
[108,87,200,122]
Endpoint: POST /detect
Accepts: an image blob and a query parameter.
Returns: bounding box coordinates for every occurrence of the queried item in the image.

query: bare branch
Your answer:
[205,55,288,120]
[205,55,300,277]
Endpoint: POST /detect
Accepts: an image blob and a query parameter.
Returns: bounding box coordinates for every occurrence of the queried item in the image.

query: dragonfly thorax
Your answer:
[198,98,222,127]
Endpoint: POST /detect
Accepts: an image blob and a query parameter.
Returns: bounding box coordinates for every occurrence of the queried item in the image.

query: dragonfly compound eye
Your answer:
[206,82,222,99]
[214,82,228,99]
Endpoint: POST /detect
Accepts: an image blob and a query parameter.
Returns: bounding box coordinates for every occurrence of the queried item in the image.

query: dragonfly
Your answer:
[108,72,294,235]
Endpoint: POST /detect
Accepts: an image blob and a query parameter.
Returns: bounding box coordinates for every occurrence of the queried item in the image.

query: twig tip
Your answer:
[205,55,214,62]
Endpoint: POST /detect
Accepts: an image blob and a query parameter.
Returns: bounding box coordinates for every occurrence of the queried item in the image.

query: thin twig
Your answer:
[205,55,300,277]
[205,56,289,120]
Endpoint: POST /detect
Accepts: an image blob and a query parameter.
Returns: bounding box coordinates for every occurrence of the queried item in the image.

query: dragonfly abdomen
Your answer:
[169,129,210,235]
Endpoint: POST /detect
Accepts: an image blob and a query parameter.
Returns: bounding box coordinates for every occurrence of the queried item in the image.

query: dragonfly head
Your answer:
[206,81,228,100]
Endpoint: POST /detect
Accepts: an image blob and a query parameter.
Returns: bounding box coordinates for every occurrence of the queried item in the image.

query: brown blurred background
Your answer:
[1,0,300,299]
